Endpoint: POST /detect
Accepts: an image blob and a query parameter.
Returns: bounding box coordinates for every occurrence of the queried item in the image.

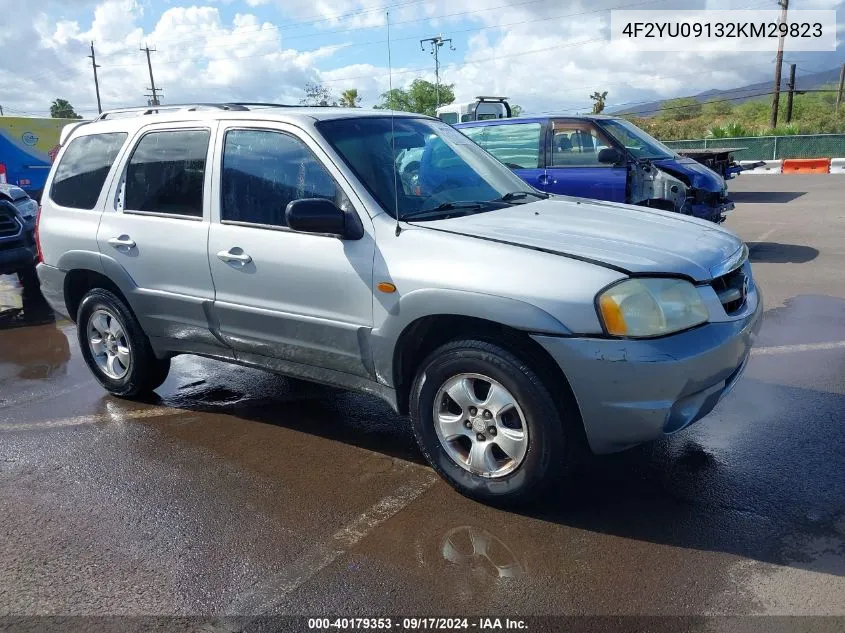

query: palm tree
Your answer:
[339,88,361,108]
[50,98,83,119]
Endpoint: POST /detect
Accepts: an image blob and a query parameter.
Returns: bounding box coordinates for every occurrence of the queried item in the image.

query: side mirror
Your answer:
[285,198,363,239]
[598,147,625,165]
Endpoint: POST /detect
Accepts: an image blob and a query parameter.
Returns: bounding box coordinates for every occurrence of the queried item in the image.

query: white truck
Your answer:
[435,96,512,124]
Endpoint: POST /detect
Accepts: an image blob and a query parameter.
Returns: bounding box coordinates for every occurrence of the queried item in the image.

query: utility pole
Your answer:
[89,41,102,115]
[770,0,789,129]
[0,105,4,116]
[141,44,161,106]
[837,62,845,113]
[785,63,796,123]
[420,34,455,109]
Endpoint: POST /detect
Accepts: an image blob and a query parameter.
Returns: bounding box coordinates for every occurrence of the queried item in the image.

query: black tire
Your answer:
[409,339,576,506]
[76,288,170,398]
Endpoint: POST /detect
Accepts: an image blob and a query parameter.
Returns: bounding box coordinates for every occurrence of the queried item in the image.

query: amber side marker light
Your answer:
[377,282,397,293]
[599,294,627,336]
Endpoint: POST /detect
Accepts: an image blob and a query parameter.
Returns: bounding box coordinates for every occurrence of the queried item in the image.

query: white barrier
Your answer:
[740,159,783,174]
[830,158,845,174]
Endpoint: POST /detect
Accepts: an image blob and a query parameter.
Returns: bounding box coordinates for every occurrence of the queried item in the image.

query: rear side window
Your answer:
[50,133,127,209]
[125,129,210,218]
[463,123,541,169]
[221,129,341,228]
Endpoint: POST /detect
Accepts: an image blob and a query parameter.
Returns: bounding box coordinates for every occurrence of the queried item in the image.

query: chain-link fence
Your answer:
[662,134,845,160]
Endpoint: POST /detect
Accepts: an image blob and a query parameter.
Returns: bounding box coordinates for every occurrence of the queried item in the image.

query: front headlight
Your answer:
[597,278,708,338]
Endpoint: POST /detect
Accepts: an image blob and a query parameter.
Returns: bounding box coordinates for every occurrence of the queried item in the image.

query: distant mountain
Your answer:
[610,67,842,117]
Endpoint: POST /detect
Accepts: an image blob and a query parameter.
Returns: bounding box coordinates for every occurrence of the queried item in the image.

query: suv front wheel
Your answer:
[410,339,575,505]
[77,288,170,398]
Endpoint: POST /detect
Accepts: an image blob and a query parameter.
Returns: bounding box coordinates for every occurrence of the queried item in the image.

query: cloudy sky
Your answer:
[0,0,842,118]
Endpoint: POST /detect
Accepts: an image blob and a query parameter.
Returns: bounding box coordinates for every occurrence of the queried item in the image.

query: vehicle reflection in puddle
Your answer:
[0,278,71,382]
[440,525,526,579]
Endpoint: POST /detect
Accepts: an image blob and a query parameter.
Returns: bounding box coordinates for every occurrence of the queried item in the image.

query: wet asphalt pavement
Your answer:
[0,175,844,626]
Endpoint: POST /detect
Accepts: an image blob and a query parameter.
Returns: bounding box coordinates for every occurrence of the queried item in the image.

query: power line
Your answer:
[95,0,438,56]
[50,0,669,74]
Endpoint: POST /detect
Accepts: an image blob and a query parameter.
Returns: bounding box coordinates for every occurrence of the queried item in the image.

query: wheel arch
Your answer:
[61,253,139,323]
[388,310,578,422]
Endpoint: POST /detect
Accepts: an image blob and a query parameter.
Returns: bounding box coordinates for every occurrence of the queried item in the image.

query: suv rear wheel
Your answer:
[77,288,170,398]
[409,339,574,505]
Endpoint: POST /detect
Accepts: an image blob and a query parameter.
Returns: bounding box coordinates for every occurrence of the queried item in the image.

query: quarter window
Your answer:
[50,133,127,210]
[550,121,613,167]
[125,129,210,217]
[221,129,341,227]
[463,123,542,169]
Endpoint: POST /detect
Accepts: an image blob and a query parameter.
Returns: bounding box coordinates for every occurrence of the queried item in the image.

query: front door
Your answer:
[96,123,224,354]
[542,119,627,202]
[207,123,376,378]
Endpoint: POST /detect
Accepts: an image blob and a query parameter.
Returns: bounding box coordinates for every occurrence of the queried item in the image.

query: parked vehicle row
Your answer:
[36,104,761,505]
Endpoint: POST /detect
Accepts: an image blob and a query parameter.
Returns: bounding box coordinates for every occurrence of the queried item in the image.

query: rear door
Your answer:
[543,119,627,201]
[460,121,546,190]
[96,123,225,354]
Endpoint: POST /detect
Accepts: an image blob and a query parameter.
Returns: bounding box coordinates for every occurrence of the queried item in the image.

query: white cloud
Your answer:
[0,0,842,117]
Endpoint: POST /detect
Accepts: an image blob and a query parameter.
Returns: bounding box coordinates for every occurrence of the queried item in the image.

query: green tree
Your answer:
[510,104,523,117]
[659,97,703,121]
[339,88,361,108]
[590,91,608,114]
[50,98,83,119]
[706,99,734,116]
[300,82,338,107]
[376,79,455,117]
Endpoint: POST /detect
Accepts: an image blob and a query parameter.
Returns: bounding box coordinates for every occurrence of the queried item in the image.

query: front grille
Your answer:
[0,210,21,238]
[0,238,23,252]
[711,266,747,314]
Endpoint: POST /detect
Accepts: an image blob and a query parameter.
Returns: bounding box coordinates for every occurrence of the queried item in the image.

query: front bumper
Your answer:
[687,199,735,223]
[0,243,37,275]
[532,289,763,454]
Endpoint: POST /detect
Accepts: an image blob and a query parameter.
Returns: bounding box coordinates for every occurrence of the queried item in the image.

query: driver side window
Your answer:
[550,121,613,167]
[221,129,342,227]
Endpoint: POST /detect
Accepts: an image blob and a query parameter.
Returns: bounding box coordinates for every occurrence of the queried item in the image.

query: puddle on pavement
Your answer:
[0,277,71,386]
[757,294,845,348]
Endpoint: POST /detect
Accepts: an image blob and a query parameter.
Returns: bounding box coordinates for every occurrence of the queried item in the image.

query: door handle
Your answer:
[217,249,252,265]
[107,235,136,248]
[537,174,551,185]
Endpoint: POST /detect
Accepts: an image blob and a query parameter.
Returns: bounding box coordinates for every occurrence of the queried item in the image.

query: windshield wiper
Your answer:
[497,190,548,202]
[402,201,488,220]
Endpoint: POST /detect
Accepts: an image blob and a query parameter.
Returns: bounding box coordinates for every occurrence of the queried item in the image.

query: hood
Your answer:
[652,156,726,193]
[419,198,743,282]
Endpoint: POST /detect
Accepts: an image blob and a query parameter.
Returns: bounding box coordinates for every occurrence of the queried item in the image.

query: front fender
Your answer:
[370,287,571,388]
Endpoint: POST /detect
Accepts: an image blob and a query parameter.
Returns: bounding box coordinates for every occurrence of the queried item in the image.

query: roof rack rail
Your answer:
[224,102,296,108]
[95,103,250,121]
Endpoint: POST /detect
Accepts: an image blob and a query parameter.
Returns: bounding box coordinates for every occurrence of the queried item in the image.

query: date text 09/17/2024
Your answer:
[307,617,528,630]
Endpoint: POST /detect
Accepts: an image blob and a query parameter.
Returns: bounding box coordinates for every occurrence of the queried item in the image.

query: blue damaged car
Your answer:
[455,115,734,223]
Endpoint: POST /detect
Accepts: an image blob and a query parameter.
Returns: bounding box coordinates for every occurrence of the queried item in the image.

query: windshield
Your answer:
[599,118,677,160]
[316,116,542,220]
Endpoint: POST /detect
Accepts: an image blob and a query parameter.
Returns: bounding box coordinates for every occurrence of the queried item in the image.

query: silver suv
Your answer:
[36,104,762,504]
